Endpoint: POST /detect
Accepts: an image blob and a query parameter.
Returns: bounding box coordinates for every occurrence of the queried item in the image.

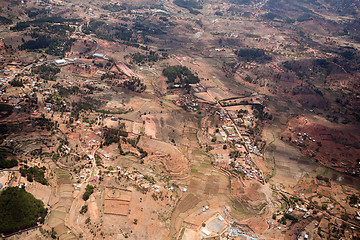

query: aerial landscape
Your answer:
[0,0,360,239]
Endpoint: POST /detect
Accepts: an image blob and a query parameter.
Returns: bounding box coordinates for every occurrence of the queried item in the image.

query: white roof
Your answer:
[93,53,106,58]
[201,228,211,236]
[55,59,66,64]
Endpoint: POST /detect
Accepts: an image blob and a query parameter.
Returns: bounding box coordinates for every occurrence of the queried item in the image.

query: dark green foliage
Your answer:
[297,13,313,22]
[13,18,77,57]
[234,48,272,62]
[83,185,95,201]
[143,175,155,184]
[72,98,98,113]
[20,35,75,57]
[162,65,200,87]
[119,77,147,93]
[54,84,79,97]
[137,147,148,159]
[20,166,48,185]
[103,129,128,146]
[261,12,279,21]
[349,194,359,206]
[0,187,47,235]
[26,8,50,18]
[316,175,329,183]
[278,216,287,225]
[34,115,55,131]
[102,4,126,12]
[229,150,241,159]
[131,51,160,65]
[32,64,60,81]
[339,50,355,60]
[0,146,18,169]
[0,104,13,119]
[284,213,298,223]
[50,227,57,239]
[0,16,12,25]
[133,21,166,35]
[11,17,79,31]
[80,205,88,214]
[174,0,203,14]
[83,20,133,42]
[9,79,24,87]
[228,0,254,5]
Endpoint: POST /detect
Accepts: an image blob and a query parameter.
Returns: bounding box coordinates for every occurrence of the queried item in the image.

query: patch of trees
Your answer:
[20,166,48,185]
[143,175,155,184]
[80,205,88,214]
[316,175,330,183]
[130,50,161,65]
[83,20,133,42]
[101,71,125,81]
[252,104,272,121]
[349,194,359,206]
[215,11,223,16]
[297,13,313,22]
[234,48,272,62]
[261,12,280,21]
[138,147,148,159]
[174,0,203,14]
[54,84,79,97]
[13,18,76,57]
[0,146,18,169]
[119,77,147,93]
[25,7,50,18]
[34,114,55,131]
[229,150,241,159]
[72,97,103,119]
[162,65,200,88]
[278,213,298,225]
[83,184,95,201]
[9,79,24,87]
[20,34,75,57]
[0,104,13,119]
[0,187,47,235]
[11,17,79,31]
[0,16,12,25]
[133,21,167,35]
[101,3,126,12]
[228,0,254,5]
[103,128,128,146]
[339,50,355,60]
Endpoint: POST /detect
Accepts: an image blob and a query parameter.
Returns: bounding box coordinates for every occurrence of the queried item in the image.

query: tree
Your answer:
[83,185,95,201]
[0,187,47,235]
[80,205,88,214]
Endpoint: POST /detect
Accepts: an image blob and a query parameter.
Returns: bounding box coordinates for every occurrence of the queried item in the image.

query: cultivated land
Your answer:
[0,0,359,239]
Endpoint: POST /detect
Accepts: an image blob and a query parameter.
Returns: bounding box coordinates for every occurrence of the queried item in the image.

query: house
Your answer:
[93,53,107,59]
[201,228,211,236]
[55,59,67,65]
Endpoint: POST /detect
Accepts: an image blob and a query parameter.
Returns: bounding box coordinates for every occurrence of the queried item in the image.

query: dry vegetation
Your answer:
[0,0,359,239]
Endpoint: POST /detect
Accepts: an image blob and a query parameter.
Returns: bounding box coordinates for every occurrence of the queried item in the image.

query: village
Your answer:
[0,0,360,239]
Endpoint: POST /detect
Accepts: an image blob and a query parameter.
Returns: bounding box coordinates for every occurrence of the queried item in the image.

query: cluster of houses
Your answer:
[232,152,264,183]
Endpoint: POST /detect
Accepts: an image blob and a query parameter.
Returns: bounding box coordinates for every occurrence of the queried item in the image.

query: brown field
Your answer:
[104,200,130,216]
